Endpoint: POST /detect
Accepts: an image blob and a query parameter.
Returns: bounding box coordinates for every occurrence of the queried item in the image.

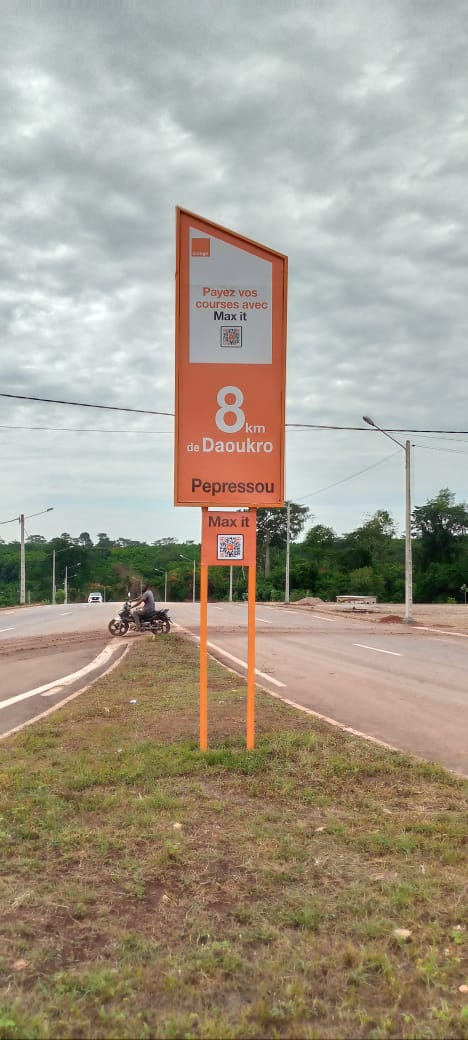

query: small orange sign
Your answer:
[175,208,288,507]
[201,509,257,567]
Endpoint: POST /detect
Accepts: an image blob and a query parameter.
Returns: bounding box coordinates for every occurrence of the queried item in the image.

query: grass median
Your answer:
[0,632,467,1040]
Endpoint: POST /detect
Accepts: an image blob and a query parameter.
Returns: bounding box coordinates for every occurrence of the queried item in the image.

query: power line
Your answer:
[288,424,468,434]
[0,424,170,435]
[0,392,173,418]
[1,392,468,434]
[413,442,468,456]
[297,450,401,502]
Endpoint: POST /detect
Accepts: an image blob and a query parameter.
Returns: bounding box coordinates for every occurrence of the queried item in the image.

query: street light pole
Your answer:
[179,555,197,603]
[52,545,69,604]
[64,563,81,605]
[363,416,413,623]
[154,568,168,601]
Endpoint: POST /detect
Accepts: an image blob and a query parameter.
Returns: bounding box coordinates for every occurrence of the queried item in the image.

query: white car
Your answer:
[88,592,103,603]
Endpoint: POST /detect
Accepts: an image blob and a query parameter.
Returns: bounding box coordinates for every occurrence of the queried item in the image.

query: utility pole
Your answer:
[20,514,25,605]
[285,501,291,604]
[363,417,413,623]
[404,439,413,624]
[1,507,53,605]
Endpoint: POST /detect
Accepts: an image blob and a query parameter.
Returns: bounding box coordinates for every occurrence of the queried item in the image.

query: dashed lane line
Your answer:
[354,643,401,656]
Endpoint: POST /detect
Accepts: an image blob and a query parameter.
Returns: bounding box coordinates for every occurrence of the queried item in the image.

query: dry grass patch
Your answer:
[0,633,467,1039]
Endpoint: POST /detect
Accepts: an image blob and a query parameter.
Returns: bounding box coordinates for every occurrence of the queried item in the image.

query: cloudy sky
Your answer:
[1,0,468,547]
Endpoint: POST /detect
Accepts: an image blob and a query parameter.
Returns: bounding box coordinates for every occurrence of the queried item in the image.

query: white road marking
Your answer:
[0,645,129,742]
[266,607,333,622]
[354,643,401,657]
[0,627,15,633]
[206,640,286,687]
[257,617,272,624]
[416,626,468,639]
[41,686,65,697]
[266,690,402,753]
[60,611,73,616]
[0,644,121,711]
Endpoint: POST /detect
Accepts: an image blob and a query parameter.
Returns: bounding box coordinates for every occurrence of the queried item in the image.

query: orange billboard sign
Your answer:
[175,208,287,507]
[201,509,257,567]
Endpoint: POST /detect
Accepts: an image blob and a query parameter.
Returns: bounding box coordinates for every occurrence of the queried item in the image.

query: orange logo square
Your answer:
[192,237,210,257]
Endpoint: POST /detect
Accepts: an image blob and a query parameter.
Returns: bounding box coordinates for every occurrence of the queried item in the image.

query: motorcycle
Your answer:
[108,599,172,637]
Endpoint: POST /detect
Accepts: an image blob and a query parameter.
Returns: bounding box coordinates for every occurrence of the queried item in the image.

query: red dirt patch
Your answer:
[379,614,404,623]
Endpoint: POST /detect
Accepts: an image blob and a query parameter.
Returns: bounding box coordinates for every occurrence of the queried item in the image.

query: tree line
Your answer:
[1,488,467,607]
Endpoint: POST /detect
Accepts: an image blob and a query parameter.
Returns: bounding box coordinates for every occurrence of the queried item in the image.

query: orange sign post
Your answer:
[175,208,287,508]
[200,508,257,747]
[175,209,287,750]
[199,560,209,750]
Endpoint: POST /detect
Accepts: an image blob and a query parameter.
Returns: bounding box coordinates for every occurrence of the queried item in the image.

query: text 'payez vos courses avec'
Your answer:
[195,286,269,310]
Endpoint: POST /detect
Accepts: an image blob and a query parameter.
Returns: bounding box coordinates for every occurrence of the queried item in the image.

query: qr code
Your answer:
[217,534,244,561]
[221,326,242,348]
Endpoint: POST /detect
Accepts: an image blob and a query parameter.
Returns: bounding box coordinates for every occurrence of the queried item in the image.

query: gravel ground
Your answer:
[292,600,468,633]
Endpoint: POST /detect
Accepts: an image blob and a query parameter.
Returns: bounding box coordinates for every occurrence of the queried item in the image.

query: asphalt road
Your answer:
[175,602,468,776]
[0,603,127,738]
[1,602,467,775]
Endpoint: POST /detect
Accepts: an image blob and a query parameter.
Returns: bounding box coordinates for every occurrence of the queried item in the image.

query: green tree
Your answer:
[304,524,337,551]
[412,488,468,566]
[341,510,397,571]
[257,504,310,577]
[347,566,385,599]
[96,532,112,546]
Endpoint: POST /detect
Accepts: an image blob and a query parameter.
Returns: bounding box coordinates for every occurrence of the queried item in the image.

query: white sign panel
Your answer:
[189,230,272,365]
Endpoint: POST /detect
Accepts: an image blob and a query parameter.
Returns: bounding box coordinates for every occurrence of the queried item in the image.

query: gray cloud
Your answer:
[1,0,468,544]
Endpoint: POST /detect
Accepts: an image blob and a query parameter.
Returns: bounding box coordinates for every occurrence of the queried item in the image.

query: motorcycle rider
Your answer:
[131,583,156,630]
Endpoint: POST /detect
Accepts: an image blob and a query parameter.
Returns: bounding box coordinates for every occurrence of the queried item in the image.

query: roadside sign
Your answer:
[201,509,257,567]
[175,208,287,507]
